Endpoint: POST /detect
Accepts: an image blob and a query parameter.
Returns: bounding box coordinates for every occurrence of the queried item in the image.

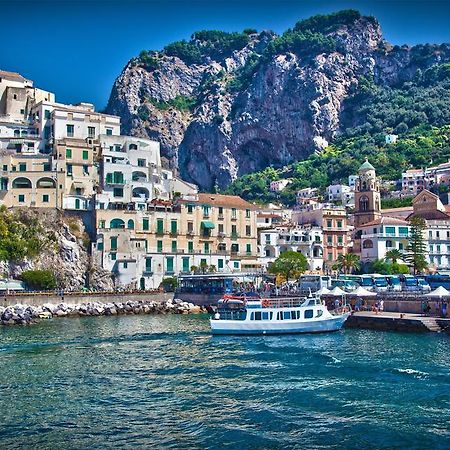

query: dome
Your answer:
[358,159,375,172]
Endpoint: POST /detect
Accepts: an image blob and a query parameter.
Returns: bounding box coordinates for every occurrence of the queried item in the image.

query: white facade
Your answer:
[427,223,450,270]
[348,175,358,190]
[326,184,354,206]
[385,134,398,144]
[270,179,291,192]
[259,226,324,272]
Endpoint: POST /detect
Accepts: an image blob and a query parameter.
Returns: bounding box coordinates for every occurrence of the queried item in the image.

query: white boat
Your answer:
[210,295,350,335]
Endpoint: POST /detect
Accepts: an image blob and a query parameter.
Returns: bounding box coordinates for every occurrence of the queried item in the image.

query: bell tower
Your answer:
[354,159,381,228]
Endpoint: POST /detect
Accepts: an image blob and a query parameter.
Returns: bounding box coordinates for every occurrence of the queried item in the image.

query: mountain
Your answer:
[106,10,450,191]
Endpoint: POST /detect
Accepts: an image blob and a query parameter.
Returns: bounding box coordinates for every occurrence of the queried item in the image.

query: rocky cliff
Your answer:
[106,10,450,190]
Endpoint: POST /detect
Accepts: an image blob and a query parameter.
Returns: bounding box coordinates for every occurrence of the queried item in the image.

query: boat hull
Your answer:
[210,313,350,335]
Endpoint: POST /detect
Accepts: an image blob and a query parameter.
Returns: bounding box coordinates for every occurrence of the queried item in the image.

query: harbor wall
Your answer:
[345,314,429,332]
[0,291,174,307]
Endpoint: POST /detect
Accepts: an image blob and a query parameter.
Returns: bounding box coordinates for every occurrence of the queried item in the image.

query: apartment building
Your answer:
[92,194,259,289]
[259,226,324,272]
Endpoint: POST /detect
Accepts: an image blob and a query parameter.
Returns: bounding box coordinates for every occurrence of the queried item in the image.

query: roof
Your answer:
[360,216,408,227]
[358,159,375,172]
[0,70,25,81]
[408,210,450,221]
[189,193,257,210]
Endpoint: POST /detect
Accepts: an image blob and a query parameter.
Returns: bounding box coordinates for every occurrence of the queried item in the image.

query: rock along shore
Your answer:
[0,298,207,326]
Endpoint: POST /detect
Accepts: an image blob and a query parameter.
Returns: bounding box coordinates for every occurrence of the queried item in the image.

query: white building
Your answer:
[326,184,354,207]
[358,217,410,263]
[385,134,398,145]
[296,187,318,204]
[270,179,291,192]
[348,175,358,190]
[259,226,324,272]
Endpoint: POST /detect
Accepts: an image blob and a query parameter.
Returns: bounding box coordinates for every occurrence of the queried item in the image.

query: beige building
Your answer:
[92,194,259,289]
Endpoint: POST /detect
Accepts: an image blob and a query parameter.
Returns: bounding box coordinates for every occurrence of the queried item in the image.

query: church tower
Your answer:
[354,159,381,228]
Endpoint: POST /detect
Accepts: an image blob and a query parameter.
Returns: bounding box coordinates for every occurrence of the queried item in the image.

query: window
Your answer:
[218,223,224,233]
[386,240,393,248]
[83,165,89,175]
[218,207,223,217]
[246,243,251,254]
[137,159,146,167]
[202,205,210,217]
[82,150,89,160]
[328,253,333,261]
[304,310,314,319]
[166,257,174,273]
[233,261,239,269]
[231,208,237,219]
[188,241,194,253]
[99,220,105,229]
[399,227,409,236]
[66,124,74,137]
[283,311,290,320]
[143,218,149,231]
[43,163,51,172]
[327,235,333,244]
[145,257,152,272]
[88,126,95,137]
[44,110,51,119]
[327,219,332,228]
[157,241,163,252]
[337,236,343,245]
[172,241,177,253]
[231,225,237,238]
[67,164,73,175]
[66,148,72,159]
[110,237,117,250]
[75,199,82,209]
[106,128,113,136]
[246,209,250,218]
[385,226,395,236]
[187,221,194,233]
[359,196,369,211]
[399,243,404,251]
[246,225,251,236]
[20,109,25,115]
[127,219,134,229]
[337,220,342,228]
[110,252,117,260]
[97,242,103,251]
[187,204,194,214]
[218,259,224,269]
[157,219,164,234]
[113,188,123,197]
[123,262,128,269]
[252,311,262,321]
[182,257,189,273]
[363,239,373,249]
[18,194,25,203]
[19,163,26,172]
[170,220,177,234]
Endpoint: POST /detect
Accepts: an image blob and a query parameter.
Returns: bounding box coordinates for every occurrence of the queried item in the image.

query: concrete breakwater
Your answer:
[0,298,207,326]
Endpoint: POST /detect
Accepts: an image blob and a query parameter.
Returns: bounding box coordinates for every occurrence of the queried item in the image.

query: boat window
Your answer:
[270,312,273,320]
[307,299,316,306]
[304,309,314,319]
[297,311,301,319]
[262,312,269,320]
[254,311,262,321]
[283,311,290,320]
[316,310,323,318]
[277,311,283,320]
[290,311,296,320]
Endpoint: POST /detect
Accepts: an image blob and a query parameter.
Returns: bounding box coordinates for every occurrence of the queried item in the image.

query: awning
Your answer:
[201,221,215,229]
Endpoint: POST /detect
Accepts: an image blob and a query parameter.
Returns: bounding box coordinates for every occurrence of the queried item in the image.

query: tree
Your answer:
[385,249,403,264]
[405,216,428,274]
[334,253,360,274]
[368,259,392,275]
[268,251,308,281]
[21,270,56,291]
[391,262,410,274]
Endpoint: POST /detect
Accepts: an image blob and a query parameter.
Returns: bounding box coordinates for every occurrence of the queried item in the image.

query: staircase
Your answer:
[420,317,442,332]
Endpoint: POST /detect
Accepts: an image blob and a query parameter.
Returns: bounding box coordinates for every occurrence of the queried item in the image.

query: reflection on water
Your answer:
[0,315,449,449]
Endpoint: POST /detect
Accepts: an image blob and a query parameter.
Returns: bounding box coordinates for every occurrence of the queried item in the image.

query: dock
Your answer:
[346,311,450,334]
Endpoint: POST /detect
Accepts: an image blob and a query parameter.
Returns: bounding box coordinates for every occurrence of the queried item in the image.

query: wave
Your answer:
[394,368,429,378]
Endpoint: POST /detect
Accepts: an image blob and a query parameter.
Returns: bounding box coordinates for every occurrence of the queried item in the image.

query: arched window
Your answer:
[36,177,56,188]
[132,187,149,199]
[386,240,393,248]
[127,219,135,229]
[362,181,367,191]
[110,218,125,229]
[132,172,147,182]
[363,239,373,249]
[21,130,28,137]
[12,177,32,188]
[359,196,369,211]
[14,130,20,137]
[129,144,138,150]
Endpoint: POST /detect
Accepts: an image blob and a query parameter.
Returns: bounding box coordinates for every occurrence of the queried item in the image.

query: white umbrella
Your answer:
[349,286,377,297]
[424,286,450,298]
[316,286,331,296]
[330,286,347,296]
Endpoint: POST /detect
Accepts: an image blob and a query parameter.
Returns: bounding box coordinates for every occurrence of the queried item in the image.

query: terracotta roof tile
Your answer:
[180,193,257,209]
[0,70,25,81]
[359,216,409,227]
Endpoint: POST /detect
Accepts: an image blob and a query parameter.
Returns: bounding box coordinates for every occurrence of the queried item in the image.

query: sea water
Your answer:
[0,314,449,449]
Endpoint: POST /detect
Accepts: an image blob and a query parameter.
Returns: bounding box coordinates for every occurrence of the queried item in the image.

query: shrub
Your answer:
[160,277,178,292]
[21,270,57,291]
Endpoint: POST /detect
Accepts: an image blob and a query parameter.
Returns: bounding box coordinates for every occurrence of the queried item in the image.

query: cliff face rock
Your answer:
[0,211,113,292]
[106,11,450,190]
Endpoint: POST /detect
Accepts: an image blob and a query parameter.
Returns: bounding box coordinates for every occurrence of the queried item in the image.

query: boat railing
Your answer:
[261,297,313,308]
[330,305,351,316]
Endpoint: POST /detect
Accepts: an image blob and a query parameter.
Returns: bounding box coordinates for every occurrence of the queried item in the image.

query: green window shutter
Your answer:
[385,226,395,235]
[110,237,117,250]
[97,241,103,251]
[246,243,251,254]
[188,241,193,253]
[82,150,89,160]
[182,257,189,272]
[204,242,210,253]
[66,148,72,158]
[43,194,49,203]
[157,240,163,252]
[166,257,174,272]
[218,259,224,269]
[143,218,149,230]
[19,163,26,172]
[399,227,409,236]
[145,257,152,272]
[75,198,80,209]
[106,173,112,183]
[111,252,116,260]
[171,220,177,234]
[157,219,164,234]
[172,240,177,252]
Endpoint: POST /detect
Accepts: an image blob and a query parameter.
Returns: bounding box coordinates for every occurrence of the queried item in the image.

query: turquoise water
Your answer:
[0,315,449,450]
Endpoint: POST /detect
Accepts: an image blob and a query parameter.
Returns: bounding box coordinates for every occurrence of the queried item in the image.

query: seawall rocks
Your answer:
[0,298,206,326]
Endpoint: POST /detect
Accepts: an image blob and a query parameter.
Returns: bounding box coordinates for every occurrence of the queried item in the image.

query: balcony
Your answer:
[218,214,224,220]
[231,233,239,240]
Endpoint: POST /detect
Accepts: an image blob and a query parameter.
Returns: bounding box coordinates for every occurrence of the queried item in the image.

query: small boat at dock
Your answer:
[210,294,350,335]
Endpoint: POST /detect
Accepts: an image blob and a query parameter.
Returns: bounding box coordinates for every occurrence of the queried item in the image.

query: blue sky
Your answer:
[2,0,450,109]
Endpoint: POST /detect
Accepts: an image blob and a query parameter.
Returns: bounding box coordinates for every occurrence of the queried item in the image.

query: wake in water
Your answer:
[394,368,429,379]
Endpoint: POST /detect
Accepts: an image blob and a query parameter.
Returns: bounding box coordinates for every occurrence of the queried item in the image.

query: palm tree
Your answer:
[335,253,360,274]
[385,249,403,264]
